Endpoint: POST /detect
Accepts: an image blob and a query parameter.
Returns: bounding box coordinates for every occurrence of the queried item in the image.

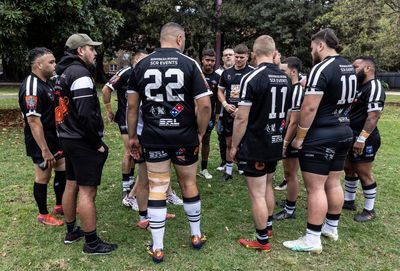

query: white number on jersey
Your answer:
[337,74,357,105]
[144,68,184,102]
[269,86,287,119]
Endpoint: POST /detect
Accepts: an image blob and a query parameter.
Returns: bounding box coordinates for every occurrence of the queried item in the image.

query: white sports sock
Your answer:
[183,200,201,236]
[363,183,377,211]
[305,228,321,245]
[225,163,233,175]
[344,178,359,201]
[148,206,167,250]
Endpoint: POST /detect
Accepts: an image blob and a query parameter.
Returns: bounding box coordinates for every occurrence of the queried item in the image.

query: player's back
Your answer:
[307,55,356,128]
[133,48,210,148]
[238,62,291,162]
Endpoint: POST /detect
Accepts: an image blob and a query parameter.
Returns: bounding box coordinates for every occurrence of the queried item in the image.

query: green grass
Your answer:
[0,90,400,270]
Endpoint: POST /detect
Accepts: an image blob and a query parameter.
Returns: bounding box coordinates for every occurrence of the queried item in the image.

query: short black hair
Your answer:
[311,28,343,53]
[281,56,302,73]
[354,56,377,70]
[28,47,53,65]
[234,44,249,54]
[202,48,216,58]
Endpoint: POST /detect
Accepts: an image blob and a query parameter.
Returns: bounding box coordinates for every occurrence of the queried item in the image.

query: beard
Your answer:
[312,51,322,66]
[356,69,366,85]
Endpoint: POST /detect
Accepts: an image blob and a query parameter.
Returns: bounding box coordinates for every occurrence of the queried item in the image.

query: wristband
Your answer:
[222,101,228,108]
[296,125,309,140]
[105,102,112,112]
[356,136,366,143]
[360,130,370,139]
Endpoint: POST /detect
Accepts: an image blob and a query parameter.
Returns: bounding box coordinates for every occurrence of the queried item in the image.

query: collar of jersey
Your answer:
[156,48,180,52]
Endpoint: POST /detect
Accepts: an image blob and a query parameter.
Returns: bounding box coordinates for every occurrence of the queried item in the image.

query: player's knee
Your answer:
[148,171,170,200]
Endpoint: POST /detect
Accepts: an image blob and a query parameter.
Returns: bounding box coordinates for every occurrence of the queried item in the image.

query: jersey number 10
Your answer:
[144,69,184,102]
[337,74,357,105]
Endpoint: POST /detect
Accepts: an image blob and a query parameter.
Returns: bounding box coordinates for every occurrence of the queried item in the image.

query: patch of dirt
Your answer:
[0,109,23,128]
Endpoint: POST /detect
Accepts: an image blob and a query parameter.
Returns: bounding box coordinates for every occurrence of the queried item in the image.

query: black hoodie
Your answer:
[54,52,104,149]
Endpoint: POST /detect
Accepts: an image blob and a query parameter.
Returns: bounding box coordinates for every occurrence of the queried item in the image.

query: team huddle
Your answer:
[18,22,385,262]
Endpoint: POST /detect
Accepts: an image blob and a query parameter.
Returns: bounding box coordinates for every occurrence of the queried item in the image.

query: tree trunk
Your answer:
[95,53,107,84]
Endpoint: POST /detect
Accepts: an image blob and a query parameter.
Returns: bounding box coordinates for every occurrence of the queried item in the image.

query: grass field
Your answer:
[0,90,399,270]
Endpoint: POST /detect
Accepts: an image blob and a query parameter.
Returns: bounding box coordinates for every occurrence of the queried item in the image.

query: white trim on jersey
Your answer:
[107,66,131,92]
[291,84,303,111]
[118,66,132,76]
[238,101,252,106]
[72,94,94,100]
[177,52,203,73]
[126,90,138,94]
[194,90,213,100]
[25,75,31,96]
[368,80,383,112]
[26,112,41,117]
[70,76,94,92]
[240,66,266,99]
[32,77,38,96]
[105,82,115,92]
[305,57,336,95]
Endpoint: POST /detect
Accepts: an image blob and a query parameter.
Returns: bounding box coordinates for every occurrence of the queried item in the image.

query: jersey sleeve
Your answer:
[127,67,139,95]
[238,72,255,106]
[367,80,385,112]
[305,61,331,95]
[290,84,304,112]
[21,76,43,117]
[192,62,212,100]
[218,70,227,89]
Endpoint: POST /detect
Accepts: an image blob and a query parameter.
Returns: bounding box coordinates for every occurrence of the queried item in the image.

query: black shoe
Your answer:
[343,200,357,211]
[220,173,233,181]
[83,239,118,255]
[354,209,376,222]
[64,226,84,244]
[273,209,296,220]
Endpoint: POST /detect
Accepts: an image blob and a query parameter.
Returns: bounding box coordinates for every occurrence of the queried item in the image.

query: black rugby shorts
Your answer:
[347,132,381,163]
[60,138,108,186]
[238,160,278,177]
[143,146,199,166]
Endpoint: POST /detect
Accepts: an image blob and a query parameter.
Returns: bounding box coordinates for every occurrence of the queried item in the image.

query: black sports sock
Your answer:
[54,171,66,205]
[122,174,130,191]
[201,160,208,171]
[34,182,48,215]
[256,227,269,245]
[84,229,99,247]
[66,220,76,233]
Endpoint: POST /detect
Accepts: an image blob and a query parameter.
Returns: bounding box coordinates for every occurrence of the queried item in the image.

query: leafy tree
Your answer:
[317,0,400,71]
[0,0,124,81]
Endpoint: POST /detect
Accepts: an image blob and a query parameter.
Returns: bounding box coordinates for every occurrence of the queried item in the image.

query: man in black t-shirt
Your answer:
[198,48,220,180]
[19,47,65,227]
[284,28,355,254]
[231,35,291,252]
[274,56,304,221]
[218,44,254,181]
[343,56,385,222]
[127,22,212,263]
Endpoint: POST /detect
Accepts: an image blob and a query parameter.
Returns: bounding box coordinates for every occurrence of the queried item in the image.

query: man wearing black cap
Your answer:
[54,33,117,255]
